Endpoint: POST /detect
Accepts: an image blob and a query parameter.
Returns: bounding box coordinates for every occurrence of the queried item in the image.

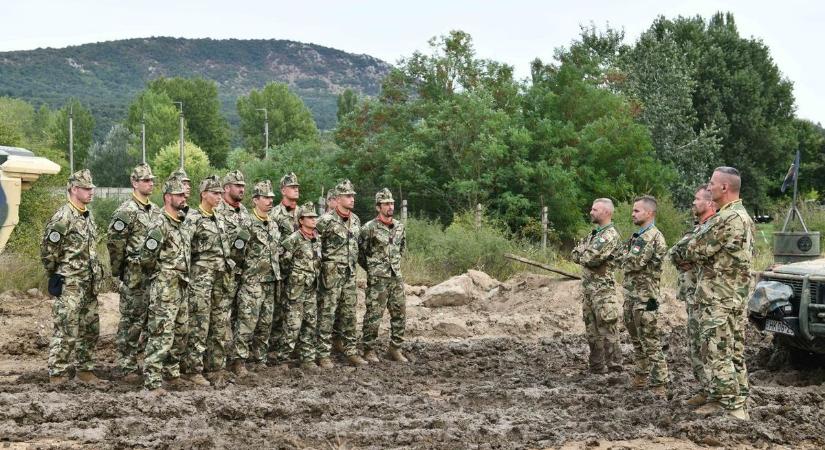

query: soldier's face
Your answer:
[708,172,726,203]
[327,197,338,210]
[226,183,244,202]
[631,201,652,226]
[254,195,274,213]
[182,181,192,198]
[589,203,603,223]
[133,178,154,196]
[282,186,299,201]
[167,193,186,210]
[201,190,222,209]
[300,216,317,229]
[692,189,714,217]
[377,202,394,217]
[72,186,94,205]
[338,194,355,210]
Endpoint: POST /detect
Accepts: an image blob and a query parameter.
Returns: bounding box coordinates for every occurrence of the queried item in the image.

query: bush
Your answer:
[153,140,213,189]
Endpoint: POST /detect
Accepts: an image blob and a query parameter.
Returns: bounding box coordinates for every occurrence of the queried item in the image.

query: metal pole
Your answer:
[541,206,548,251]
[68,104,74,173]
[141,112,146,164]
[173,102,184,169]
[256,108,268,152]
[401,199,408,224]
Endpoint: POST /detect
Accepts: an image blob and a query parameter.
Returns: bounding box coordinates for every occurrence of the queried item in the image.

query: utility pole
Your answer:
[256,108,269,152]
[141,112,146,164]
[173,101,184,169]
[68,104,74,173]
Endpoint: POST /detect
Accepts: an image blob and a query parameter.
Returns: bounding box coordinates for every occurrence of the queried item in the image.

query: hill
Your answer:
[0,37,393,137]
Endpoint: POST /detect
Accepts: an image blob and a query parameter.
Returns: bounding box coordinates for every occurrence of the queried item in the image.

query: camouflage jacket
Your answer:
[571,223,622,289]
[668,223,702,304]
[281,230,321,286]
[214,200,252,274]
[317,210,360,275]
[684,200,755,305]
[141,210,191,282]
[106,193,161,279]
[188,206,233,273]
[41,201,104,285]
[270,202,299,242]
[242,209,282,283]
[621,224,667,304]
[358,217,405,278]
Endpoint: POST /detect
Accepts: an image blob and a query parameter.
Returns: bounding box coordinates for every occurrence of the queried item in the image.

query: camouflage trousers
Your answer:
[623,293,669,386]
[317,269,358,358]
[231,278,277,363]
[115,266,150,374]
[48,278,99,377]
[581,284,622,371]
[182,266,232,375]
[269,279,288,352]
[143,274,188,389]
[362,276,406,351]
[685,299,709,392]
[276,273,319,363]
[700,299,749,410]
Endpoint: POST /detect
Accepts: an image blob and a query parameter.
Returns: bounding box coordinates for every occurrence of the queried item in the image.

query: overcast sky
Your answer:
[2,0,822,124]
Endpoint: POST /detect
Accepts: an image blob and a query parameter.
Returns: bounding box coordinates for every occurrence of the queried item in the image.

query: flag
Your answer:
[780,151,800,193]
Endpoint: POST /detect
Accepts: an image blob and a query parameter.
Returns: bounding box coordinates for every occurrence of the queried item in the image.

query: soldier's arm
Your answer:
[399,224,407,256]
[40,219,67,275]
[683,217,731,263]
[357,224,369,270]
[280,237,295,273]
[139,225,165,272]
[579,235,619,268]
[622,237,657,272]
[107,208,133,279]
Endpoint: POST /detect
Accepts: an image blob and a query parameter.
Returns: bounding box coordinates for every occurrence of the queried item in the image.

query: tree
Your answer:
[336,89,359,122]
[152,140,212,188]
[51,99,95,169]
[125,89,181,163]
[237,82,318,157]
[147,77,231,167]
[87,124,140,187]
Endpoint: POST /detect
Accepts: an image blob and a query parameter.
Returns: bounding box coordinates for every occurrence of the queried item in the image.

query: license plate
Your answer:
[765,319,795,336]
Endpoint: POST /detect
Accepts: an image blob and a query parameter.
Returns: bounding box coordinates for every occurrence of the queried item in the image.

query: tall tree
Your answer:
[51,99,95,169]
[336,89,359,122]
[237,82,318,157]
[87,124,140,187]
[125,89,181,163]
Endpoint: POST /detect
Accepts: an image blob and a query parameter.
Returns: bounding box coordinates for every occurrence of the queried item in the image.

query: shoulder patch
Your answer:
[48,231,62,243]
[145,228,164,251]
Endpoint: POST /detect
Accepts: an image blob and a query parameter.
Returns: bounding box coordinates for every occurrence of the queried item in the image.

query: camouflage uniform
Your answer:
[108,164,161,376]
[40,170,104,378]
[141,179,191,390]
[668,223,708,392]
[316,180,361,358]
[621,224,669,387]
[358,189,407,352]
[231,181,281,364]
[275,203,321,363]
[181,175,234,377]
[684,200,754,410]
[210,170,252,373]
[268,172,300,351]
[571,223,623,372]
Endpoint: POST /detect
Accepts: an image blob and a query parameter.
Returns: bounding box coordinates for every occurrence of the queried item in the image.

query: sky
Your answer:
[2,0,823,124]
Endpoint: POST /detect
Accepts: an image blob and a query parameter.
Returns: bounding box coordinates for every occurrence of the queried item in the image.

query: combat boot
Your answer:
[145,387,168,398]
[49,374,70,386]
[77,371,108,386]
[183,373,211,387]
[631,373,647,389]
[694,401,723,415]
[230,359,249,378]
[684,392,707,407]
[728,407,750,421]
[122,372,142,385]
[386,347,409,363]
[363,349,380,363]
[347,354,368,367]
[205,371,227,388]
[333,338,346,354]
[166,377,188,389]
[300,361,319,372]
[317,357,334,369]
[650,384,668,398]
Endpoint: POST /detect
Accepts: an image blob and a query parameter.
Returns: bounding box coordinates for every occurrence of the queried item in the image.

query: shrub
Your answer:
[152,140,213,190]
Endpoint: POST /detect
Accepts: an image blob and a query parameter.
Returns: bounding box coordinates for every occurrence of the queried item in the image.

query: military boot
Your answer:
[122,372,142,385]
[347,354,368,367]
[631,373,647,389]
[728,407,750,421]
[300,360,319,372]
[77,371,108,386]
[333,338,346,354]
[317,357,334,369]
[166,377,189,389]
[694,401,723,415]
[183,373,211,387]
[145,387,168,398]
[386,347,409,363]
[49,374,70,386]
[684,392,707,407]
[363,349,380,363]
[205,371,227,388]
[230,359,249,378]
[650,384,668,399]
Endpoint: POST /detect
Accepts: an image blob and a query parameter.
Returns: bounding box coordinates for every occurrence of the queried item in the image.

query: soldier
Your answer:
[316,179,367,368]
[325,188,338,213]
[181,175,232,387]
[621,195,669,397]
[358,188,408,363]
[170,169,193,215]
[40,169,106,386]
[668,185,716,405]
[268,172,300,354]
[230,180,281,375]
[571,198,623,374]
[108,163,161,384]
[274,203,322,369]
[141,178,191,394]
[684,167,754,421]
[211,170,252,384]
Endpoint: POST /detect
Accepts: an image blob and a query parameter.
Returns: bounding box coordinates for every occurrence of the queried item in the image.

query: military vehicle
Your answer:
[0,146,61,253]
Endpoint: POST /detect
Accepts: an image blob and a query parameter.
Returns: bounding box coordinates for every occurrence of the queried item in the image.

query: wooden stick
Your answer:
[504,253,581,280]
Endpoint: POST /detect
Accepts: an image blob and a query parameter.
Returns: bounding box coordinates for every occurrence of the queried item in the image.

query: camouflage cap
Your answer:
[280,172,300,188]
[163,177,186,195]
[68,169,95,189]
[130,163,155,181]
[298,202,318,218]
[223,170,246,186]
[375,188,394,204]
[325,187,338,201]
[199,175,224,193]
[170,168,191,183]
[253,180,276,198]
[334,179,356,196]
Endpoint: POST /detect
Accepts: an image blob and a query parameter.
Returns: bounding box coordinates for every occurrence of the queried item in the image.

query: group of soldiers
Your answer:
[41,163,409,395]
[572,166,754,421]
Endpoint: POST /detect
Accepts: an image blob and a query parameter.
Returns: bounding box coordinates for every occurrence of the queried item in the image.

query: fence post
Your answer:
[475,203,482,229]
[401,199,408,224]
[541,206,548,251]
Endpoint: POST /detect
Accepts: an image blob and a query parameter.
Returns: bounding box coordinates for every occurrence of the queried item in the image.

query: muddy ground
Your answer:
[0,273,823,449]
